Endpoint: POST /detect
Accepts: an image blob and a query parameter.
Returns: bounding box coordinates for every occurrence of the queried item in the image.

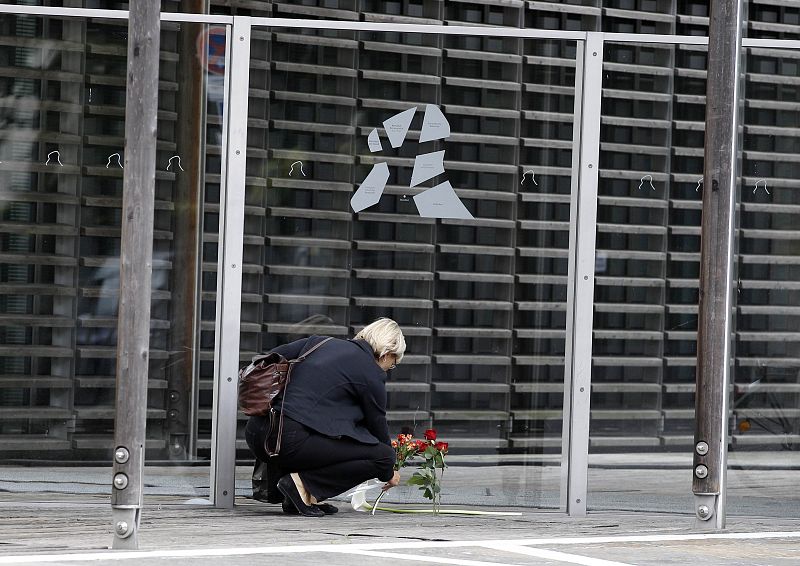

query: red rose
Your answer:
[435,441,448,453]
[424,429,437,441]
[415,439,428,452]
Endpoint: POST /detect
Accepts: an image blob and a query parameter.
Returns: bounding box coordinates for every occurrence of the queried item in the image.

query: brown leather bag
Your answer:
[237,337,332,456]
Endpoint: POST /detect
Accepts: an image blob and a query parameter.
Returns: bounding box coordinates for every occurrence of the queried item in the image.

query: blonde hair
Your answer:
[355,318,406,364]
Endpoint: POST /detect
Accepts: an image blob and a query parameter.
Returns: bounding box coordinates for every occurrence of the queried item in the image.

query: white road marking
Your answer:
[1,530,799,564]
[509,531,800,547]
[481,542,634,566]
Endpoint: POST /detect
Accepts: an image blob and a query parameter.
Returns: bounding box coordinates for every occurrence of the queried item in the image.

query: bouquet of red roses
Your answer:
[406,429,448,513]
[391,433,419,470]
[378,429,448,514]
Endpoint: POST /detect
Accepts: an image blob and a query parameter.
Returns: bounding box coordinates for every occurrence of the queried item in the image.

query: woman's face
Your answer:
[376,353,397,372]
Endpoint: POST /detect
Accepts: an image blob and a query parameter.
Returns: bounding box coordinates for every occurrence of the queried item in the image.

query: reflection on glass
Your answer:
[240,27,576,509]
[0,15,223,501]
[592,38,800,518]
[590,41,704,513]
[728,46,800,517]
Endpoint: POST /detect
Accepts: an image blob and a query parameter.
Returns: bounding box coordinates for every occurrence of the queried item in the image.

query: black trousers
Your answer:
[245,414,395,501]
[251,458,282,504]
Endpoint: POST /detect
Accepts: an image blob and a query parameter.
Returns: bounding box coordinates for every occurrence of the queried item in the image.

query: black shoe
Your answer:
[253,491,283,504]
[277,475,324,517]
[282,497,338,515]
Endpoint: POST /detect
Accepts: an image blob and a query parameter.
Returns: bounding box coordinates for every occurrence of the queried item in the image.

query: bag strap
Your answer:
[272,337,333,456]
[291,336,334,363]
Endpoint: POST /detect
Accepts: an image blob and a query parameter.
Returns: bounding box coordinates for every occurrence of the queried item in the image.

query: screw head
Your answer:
[114,447,130,464]
[696,441,709,456]
[113,473,129,490]
[115,521,129,535]
[697,505,710,518]
[695,464,709,479]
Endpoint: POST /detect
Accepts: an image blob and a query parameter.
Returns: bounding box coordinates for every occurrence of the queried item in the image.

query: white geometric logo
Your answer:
[350,105,474,219]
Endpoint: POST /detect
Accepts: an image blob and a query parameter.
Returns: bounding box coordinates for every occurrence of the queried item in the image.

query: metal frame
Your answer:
[209,17,250,509]
[560,32,603,517]
[2,2,790,523]
[0,6,789,50]
[0,5,233,23]
[560,40,585,513]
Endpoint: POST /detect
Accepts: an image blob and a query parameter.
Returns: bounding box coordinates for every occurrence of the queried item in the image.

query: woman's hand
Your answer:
[382,470,400,491]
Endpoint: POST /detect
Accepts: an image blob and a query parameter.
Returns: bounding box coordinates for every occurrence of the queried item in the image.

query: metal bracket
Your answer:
[111,443,144,548]
[111,506,141,549]
[693,493,718,529]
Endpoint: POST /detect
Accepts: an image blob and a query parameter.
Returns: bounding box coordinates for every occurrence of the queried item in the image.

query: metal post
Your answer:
[111,0,161,550]
[561,32,602,517]
[210,16,250,508]
[693,0,744,531]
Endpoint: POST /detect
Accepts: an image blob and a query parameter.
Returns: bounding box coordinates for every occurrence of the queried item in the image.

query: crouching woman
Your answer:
[245,318,405,516]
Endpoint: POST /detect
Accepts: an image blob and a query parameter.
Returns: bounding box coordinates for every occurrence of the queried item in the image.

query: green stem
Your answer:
[371,489,387,516]
[365,504,522,516]
[432,465,438,514]
[439,464,445,513]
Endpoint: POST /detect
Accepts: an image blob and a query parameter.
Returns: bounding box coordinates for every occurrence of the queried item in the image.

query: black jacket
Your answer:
[272,335,390,446]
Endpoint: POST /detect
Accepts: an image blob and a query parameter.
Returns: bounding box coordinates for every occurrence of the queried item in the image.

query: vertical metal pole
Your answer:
[210,16,250,508]
[561,33,602,517]
[561,38,585,513]
[111,0,161,550]
[693,0,744,531]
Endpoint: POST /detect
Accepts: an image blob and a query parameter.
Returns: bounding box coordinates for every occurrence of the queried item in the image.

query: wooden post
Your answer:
[111,0,160,550]
[693,0,744,530]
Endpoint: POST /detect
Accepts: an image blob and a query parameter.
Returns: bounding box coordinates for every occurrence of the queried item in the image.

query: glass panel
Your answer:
[746,1,800,40]
[140,21,228,501]
[589,40,705,512]
[238,27,578,510]
[0,14,227,502]
[728,45,800,517]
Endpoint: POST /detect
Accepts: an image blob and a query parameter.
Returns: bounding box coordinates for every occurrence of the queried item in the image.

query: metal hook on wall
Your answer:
[167,156,184,172]
[46,150,63,166]
[106,153,123,169]
[753,179,769,195]
[695,178,703,192]
[289,160,306,177]
[638,174,655,191]
[520,170,537,186]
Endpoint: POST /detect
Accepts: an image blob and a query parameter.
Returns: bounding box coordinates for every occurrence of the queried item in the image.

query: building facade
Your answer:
[0,0,798,479]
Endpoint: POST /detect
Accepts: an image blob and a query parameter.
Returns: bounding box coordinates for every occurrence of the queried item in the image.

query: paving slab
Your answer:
[1,458,800,565]
[2,494,800,566]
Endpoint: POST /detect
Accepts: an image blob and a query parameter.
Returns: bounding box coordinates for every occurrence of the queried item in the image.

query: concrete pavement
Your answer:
[1,454,799,565]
